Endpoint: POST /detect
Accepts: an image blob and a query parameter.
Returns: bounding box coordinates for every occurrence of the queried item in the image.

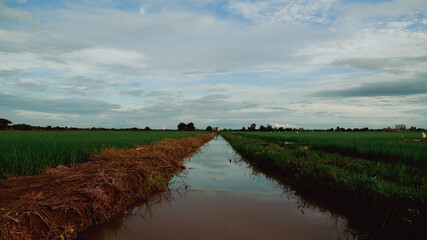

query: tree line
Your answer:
[1,118,423,132]
[0,118,155,131]
[1,118,213,131]
[224,123,424,132]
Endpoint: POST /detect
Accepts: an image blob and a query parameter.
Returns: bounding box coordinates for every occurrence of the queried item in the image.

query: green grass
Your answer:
[221,131,426,239]
[0,131,202,178]
[230,131,427,167]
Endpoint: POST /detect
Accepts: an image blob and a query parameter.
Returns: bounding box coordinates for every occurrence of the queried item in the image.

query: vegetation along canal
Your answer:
[79,136,354,239]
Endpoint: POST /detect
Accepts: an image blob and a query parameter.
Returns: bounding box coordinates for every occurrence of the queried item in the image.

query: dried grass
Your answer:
[0,133,215,239]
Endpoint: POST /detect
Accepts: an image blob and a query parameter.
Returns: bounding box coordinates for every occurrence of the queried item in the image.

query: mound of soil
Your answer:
[400,139,427,142]
[0,133,215,240]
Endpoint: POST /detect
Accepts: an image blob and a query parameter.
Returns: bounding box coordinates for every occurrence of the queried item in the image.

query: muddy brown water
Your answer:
[79,136,355,240]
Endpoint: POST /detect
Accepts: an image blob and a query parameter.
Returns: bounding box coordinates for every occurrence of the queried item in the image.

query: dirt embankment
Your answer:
[0,133,215,240]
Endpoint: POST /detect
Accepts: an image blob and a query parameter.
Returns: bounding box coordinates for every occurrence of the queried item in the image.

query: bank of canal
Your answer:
[79,136,355,239]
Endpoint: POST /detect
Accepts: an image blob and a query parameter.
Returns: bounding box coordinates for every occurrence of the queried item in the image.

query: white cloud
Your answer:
[226,0,337,24]
[230,107,282,113]
[29,8,325,79]
[387,21,413,28]
[336,0,427,21]
[6,0,27,3]
[0,1,32,22]
[0,29,30,44]
[272,123,297,128]
[63,48,146,69]
[139,7,146,14]
[0,52,65,70]
[296,26,427,69]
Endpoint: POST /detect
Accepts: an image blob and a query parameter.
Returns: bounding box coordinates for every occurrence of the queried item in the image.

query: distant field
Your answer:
[231,131,427,167]
[222,131,426,238]
[0,131,202,178]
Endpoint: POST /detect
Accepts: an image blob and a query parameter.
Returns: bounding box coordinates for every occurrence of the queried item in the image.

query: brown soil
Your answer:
[0,133,215,240]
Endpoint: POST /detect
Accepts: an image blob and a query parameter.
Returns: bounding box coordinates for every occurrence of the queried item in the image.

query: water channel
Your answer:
[79,136,355,239]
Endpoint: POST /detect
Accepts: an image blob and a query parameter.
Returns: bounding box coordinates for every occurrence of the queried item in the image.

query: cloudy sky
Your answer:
[1,0,426,129]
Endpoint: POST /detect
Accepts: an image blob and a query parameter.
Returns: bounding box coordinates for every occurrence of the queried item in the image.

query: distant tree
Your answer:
[12,124,33,131]
[241,127,247,131]
[267,125,273,131]
[0,118,12,130]
[259,125,266,131]
[178,122,187,131]
[144,126,151,131]
[248,123,256,131]
[187,122,195,131]
[0,118,12,126]
[206,126,213,131]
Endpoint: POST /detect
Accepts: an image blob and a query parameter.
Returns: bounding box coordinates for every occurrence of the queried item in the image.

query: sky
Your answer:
[0,0,426,129]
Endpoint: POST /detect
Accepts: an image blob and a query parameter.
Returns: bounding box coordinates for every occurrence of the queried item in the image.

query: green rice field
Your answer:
[0,131,202,178]
[232,131,427,167]
[221,131,426,239]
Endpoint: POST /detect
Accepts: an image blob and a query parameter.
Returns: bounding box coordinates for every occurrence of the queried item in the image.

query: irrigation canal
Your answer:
[79,135,354,239]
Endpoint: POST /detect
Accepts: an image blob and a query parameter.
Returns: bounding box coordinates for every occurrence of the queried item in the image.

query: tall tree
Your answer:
[0,118,12,130]
[177,122,187,131]
[187,122,195,131]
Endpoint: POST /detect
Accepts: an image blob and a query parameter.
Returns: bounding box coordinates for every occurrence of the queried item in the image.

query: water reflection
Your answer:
[233,152,363,238]
[79,136,358,240]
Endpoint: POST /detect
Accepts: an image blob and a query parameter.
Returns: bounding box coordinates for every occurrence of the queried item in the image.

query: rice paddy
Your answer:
[0,131,202,178]
[230,131,427,167]
[221,131,426,239]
